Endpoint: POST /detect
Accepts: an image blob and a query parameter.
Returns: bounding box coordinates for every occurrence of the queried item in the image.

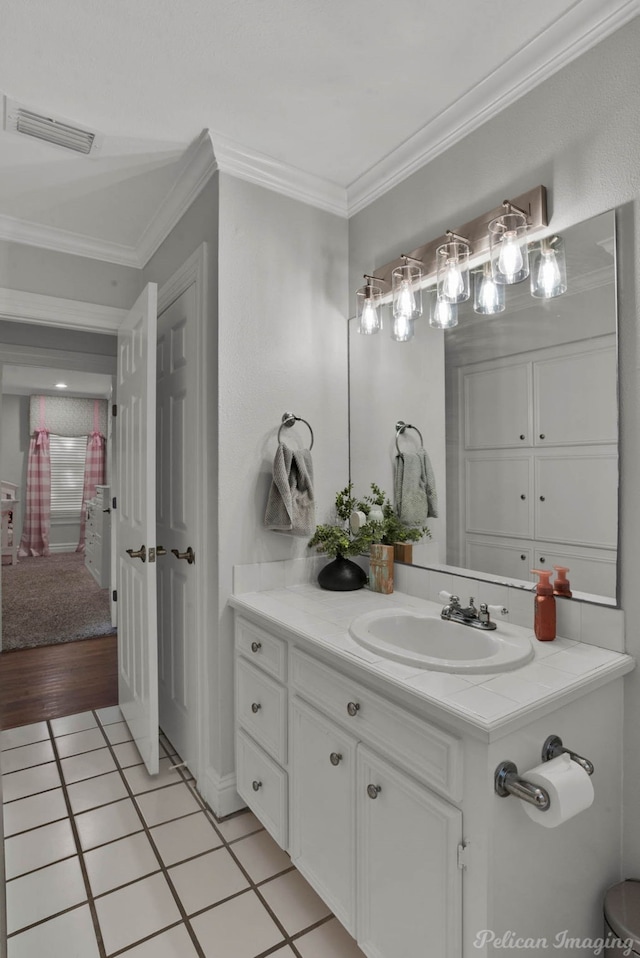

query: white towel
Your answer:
[394,448,438,526]
[264,443,316,537]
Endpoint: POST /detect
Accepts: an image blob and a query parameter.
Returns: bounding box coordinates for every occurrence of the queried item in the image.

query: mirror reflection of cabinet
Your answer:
[458,337,617,596]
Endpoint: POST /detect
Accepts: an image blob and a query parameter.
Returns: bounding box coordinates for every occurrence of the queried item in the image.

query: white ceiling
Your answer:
[2,365,112,398]
[0,0,637,262]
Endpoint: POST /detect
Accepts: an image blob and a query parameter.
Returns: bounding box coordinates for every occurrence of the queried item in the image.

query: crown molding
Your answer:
[0,287,127,332]
[211,132,348,218]
[347,0,640,216]
[0,212,141,267]
[0,132,217,268]
[135,130,218,265]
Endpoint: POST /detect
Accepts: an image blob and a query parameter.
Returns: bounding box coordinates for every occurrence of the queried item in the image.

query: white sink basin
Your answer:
[349,608,534,673]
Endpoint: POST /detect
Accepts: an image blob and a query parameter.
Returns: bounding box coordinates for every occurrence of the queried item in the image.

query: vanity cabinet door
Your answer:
[356,746,462,958]
[290,697,357,935]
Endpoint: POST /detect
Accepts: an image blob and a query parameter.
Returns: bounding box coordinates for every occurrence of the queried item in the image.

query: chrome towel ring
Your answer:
[278,411,314,450]
[395,420,424,454]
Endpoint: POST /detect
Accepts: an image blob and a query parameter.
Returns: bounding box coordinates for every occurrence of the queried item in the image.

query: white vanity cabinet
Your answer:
[234,617,288,848]
[235,617,463,958]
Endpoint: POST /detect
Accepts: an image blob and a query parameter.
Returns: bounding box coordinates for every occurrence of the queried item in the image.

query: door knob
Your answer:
[126,545,146,562]
[171,547,195,565]
[156,546,167,556]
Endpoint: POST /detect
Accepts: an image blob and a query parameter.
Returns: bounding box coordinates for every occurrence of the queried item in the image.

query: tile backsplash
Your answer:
[233,558,625,654]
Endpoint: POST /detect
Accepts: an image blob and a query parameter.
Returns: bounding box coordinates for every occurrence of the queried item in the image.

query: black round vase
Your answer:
[317,555,367,591]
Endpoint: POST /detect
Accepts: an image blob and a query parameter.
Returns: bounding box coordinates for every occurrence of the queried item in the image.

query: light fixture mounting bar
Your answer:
[373,185,547,292]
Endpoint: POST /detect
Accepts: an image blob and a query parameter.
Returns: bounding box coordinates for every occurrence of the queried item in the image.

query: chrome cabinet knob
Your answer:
[519,434,525,440]
[539,433,546,439]
[367,784,381,799]
[539,495,546,501]
[250,641,262,653]
[330,752,342,766]
[347,702,360,717]
[520,494,526,500]
[251,702,261,714]
[252,780,262,791]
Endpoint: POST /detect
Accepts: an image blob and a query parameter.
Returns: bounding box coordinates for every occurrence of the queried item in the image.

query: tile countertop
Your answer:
[229,585,635,742]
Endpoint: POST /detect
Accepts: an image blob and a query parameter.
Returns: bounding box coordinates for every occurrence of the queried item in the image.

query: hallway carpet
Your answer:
[1,553,116,651]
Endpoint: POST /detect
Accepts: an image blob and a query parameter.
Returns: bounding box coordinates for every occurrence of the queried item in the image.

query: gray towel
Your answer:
[264,443,316,536]
[394,448,438,526]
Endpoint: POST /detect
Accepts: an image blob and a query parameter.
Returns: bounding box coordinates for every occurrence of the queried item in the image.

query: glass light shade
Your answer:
[391,312,415,342]
[489,211,529,284]
[436,241,470,303]
[473,263,505,315]
[529,236,567,299]
[392,263,422,321]
[429,292,458,329]
[356,283,383,335]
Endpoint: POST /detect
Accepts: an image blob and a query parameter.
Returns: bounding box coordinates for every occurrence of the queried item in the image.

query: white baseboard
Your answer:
[197,766,245,818]
[49,543,79,554]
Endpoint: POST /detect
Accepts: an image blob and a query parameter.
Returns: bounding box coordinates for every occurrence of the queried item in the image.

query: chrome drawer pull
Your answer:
[367,784,381,799]
[251,702,262,714]
[250,641,262,653]
[252,780,262,791]
[329,752,342,766]
[347,702,360,717]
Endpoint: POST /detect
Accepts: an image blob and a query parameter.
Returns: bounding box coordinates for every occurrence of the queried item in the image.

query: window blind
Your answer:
[49,435,87,516]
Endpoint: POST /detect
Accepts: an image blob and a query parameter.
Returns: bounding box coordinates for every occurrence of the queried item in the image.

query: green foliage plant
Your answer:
[308,482,431,559]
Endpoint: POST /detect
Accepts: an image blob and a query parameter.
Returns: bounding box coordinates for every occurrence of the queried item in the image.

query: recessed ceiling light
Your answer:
[55,382,68,389]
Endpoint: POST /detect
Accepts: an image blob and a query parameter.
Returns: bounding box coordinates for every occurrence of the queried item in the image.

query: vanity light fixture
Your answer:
[391,313,415,342]
[437,232,471,304]
[356,275,385,335]
[529,235,568,299]
[473,262,505,315]
[489,201,530,285]
[429,291,458,329]
[392,255,423,322]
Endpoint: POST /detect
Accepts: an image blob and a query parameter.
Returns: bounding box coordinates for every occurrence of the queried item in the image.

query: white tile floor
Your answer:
[1,708,366,958]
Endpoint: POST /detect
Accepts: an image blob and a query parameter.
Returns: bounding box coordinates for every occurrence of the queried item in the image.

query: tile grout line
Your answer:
[4,713,344,958]
[93,718,209,958]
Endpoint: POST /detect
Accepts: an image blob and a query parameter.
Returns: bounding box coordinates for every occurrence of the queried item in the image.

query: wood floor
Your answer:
[0,635,118,730]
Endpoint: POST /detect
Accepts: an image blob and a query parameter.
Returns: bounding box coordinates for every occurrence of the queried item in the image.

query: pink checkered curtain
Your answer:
[76,431,106,553]
[18,428,51,557]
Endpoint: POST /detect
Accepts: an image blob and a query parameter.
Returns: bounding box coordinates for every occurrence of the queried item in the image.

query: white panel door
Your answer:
[156,284,198,771]
[116,283,159,775]
[463,363,531,448]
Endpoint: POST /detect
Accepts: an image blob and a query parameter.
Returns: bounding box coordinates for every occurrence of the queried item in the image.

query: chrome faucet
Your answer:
[439,592,508,631]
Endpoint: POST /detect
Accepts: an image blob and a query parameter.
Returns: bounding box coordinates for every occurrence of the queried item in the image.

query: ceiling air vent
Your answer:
[4,99,100,155]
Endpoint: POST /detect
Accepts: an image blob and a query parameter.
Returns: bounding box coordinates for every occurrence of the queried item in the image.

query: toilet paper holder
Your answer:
[494,734,594,809]
[541,734,594,776]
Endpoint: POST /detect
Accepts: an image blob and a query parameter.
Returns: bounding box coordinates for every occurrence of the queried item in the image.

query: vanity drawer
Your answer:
[236,729,288,849]
[236,617,287,682]
[291,649,462,801]
[236,658,287,764]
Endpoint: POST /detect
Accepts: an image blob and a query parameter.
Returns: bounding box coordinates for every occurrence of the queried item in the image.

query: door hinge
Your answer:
[112,404,117,417]
[457,842,469,870]
[112,590,117,602]
[112,497,117,510]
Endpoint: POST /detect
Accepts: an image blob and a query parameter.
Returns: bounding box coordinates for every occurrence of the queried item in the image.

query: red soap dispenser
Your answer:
[553,565,572,597]
[531,569,556,642]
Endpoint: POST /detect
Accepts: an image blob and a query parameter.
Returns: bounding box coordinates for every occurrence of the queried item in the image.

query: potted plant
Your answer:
[308,484,372,590]
[356,484,431,593]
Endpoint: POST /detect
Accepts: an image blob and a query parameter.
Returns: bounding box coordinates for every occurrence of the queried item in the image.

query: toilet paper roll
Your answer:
[521,753,594,828]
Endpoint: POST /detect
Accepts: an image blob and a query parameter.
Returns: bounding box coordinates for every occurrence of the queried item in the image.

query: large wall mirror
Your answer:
[349,209,618,606]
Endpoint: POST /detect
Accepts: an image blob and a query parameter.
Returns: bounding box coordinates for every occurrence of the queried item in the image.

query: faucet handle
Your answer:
[487,604,509,616]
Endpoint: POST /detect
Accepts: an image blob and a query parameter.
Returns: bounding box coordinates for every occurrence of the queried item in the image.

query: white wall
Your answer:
[348,18,640,875]
[216,172,349,782]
